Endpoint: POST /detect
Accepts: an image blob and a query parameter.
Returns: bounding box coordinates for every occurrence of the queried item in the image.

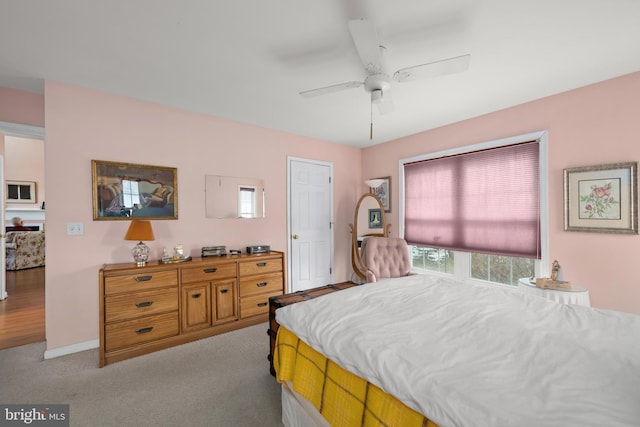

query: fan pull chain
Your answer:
[370,98,373,140]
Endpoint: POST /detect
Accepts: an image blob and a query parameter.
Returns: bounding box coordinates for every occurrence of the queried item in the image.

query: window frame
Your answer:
[6,180,36,204]
[398,131,550,286]
[238,185,258,218]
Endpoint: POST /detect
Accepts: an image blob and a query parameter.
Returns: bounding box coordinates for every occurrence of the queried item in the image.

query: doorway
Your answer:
[287,157,334,292]
[0,121,45,349]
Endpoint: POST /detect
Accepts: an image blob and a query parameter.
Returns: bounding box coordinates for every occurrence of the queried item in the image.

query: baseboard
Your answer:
[44,339,99,360]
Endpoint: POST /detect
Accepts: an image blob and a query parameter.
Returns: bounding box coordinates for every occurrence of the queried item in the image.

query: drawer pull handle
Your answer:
[256,262,267,267]
[135,301,153,308]
[192,293,202,299]
[257,302,268,307]
[220,288,229,294]
[256,282,268,287]
[203,268,218,273]
[135,327,153,334]
[135,275,152,282]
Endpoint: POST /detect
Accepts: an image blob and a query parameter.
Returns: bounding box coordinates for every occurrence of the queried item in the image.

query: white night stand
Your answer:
[518,278,591,307]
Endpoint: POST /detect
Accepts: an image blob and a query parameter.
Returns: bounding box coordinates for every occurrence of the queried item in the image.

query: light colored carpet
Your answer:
[0,323,283,427]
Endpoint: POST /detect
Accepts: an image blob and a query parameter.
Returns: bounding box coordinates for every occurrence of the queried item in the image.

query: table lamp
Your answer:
[124,220,155,266]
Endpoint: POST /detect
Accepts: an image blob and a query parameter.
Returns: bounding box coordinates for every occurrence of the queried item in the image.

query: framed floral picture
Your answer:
[369,176,391,212]
[564,162,638,234]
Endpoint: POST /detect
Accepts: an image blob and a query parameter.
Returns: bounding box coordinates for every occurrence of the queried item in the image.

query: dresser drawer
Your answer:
[181,263,236,284]
[239,272,283,298]
[105,287,178,323]
[105,312,179,352]
[240,291,282,318]
[239,259,282,277]
[105,270,178,295]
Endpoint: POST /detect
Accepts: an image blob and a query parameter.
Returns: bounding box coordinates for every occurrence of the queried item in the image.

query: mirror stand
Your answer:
[349,193,390,281]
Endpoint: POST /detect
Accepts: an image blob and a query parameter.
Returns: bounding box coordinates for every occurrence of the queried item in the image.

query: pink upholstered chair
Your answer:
[360,237,412,283]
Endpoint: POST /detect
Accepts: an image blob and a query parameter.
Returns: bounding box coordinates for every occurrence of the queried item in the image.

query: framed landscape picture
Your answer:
[564,162,637,234]
[92,160,178,220]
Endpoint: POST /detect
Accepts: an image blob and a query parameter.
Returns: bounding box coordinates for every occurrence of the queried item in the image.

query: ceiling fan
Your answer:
[299,18,470,138]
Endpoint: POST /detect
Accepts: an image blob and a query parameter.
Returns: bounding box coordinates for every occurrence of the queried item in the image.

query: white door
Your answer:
[288,158,333,292]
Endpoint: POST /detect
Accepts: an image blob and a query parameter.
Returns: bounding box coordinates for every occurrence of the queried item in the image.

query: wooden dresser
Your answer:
[99,251,285,366]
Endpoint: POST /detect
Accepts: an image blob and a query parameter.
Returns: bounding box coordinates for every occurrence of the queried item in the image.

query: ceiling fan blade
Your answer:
[348,18,383,74]
[393,54,470,83]
[299,81,363,98]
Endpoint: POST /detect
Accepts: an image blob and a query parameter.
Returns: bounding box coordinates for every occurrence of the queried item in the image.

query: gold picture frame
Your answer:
[92,160,178,220]
[563,162,637,234]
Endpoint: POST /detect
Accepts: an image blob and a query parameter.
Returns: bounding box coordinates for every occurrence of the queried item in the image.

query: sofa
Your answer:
[6,230,45,270]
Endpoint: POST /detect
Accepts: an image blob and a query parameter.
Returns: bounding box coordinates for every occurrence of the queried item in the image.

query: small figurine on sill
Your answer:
[536,260,571,290]
[550,260,560,281]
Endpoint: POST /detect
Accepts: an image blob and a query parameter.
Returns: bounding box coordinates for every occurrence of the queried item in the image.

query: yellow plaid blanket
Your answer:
[274,326,439,427]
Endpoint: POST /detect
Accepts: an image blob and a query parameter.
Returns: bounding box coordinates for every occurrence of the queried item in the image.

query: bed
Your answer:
[273,274,640,426]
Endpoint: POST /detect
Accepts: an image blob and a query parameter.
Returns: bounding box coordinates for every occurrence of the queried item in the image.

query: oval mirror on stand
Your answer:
[349,193,390,281]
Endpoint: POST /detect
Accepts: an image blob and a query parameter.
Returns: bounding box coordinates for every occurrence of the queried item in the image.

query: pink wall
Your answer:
[0,83,362,352]
[5,137,45,209]
[362,71,640,315]
[0,86,44,127]
[40,82,361,351]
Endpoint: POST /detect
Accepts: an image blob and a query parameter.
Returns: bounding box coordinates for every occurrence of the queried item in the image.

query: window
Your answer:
[121,179,141,208]
[400,132,549,286]
[6,180,36,204]
[238,186,257,218]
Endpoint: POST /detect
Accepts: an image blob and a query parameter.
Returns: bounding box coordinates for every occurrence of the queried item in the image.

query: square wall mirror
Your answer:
[205,175,265,219]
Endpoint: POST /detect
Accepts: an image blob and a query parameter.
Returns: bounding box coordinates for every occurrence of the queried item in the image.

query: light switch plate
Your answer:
[67,222,84,235]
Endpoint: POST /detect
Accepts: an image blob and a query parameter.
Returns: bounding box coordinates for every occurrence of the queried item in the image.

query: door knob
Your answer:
[292,234,299,239]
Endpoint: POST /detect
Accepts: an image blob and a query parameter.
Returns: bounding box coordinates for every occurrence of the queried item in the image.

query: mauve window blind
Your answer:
[404,141,540,259]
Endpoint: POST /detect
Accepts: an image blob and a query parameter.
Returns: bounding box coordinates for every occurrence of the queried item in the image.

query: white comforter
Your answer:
[276,275,640,427]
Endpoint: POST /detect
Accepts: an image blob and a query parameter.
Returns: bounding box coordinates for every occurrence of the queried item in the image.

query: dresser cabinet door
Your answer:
[213,280,238,324]
[181,283,211,332]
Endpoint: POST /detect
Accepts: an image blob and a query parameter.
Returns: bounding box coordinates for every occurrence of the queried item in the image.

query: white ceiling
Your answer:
[1,1,639,148]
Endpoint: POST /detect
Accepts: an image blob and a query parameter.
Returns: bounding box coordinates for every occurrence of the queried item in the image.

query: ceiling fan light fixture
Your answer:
[371,89,383,104]
[364,73,391,93]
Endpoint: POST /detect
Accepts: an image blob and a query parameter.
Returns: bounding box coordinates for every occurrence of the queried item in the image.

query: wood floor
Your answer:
[0,267,45,350]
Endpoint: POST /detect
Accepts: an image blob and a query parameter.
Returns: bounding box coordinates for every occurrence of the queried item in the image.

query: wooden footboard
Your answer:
[268,281,360,375]
[274,326,439,427]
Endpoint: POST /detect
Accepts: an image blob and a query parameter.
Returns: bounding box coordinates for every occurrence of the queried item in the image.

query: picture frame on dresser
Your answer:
[92,160,178,220]
[563,162,638,234]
